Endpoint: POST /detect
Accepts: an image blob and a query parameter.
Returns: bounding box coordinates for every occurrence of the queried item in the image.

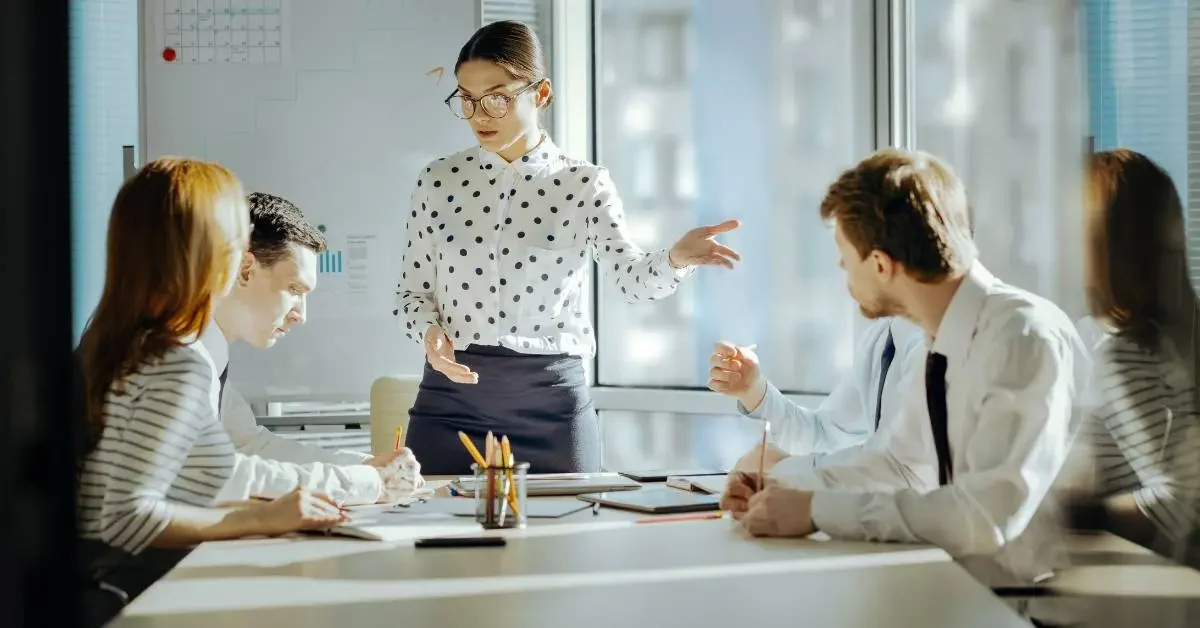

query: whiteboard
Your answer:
[140,0,481,401]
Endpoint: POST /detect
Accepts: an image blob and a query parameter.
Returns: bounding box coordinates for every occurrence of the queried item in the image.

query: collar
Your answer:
[929,261,995,368]
[199,320,230,375]
[476,134,562,176]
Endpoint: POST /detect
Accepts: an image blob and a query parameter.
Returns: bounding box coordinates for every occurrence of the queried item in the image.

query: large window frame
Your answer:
[578,0,907,415]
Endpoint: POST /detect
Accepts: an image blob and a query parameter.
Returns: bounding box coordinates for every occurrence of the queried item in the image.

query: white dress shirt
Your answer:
[199,323,383,505]
[744,317,925,474]
[775,263,1091,586]
[394,136,691,358]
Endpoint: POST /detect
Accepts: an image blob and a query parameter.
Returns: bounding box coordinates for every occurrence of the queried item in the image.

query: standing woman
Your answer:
[1077,149,1200,566]
[395,21,740,474]
[77,158,346,617]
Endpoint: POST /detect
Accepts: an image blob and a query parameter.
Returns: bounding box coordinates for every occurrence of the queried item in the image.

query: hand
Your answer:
[668,219,742,269]
[719,471,763,519]
[375,449,427,503]
[248,488,347,536]
[733,442,791,473]
[424,324,478,384]
[708,341,766,409]
[740,485,817,538]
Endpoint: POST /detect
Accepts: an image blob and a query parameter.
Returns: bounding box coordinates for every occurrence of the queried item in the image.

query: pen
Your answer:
[756,421,770,492]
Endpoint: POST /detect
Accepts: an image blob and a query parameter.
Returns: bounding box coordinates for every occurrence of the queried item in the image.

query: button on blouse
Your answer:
[394,137,692,358]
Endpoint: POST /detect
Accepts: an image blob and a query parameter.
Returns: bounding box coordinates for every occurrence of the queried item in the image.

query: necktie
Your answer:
[217,365,229,414]
[873,330,897,430]
[925,352,953,485]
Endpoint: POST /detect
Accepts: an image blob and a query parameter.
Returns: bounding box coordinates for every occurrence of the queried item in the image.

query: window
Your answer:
[69,0,140,342]
[1081,0,1195,282]
[912,0,1087,316]
[594,0,875,393]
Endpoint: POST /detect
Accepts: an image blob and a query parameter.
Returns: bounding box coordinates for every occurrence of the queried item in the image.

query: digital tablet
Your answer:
[617,469,727,483]
[578,486,721,514]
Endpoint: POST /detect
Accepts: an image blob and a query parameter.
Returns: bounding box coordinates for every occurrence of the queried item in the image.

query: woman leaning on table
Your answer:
[394,20,740,474]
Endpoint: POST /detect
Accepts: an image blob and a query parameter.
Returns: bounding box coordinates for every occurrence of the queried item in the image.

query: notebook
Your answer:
[449,472,642,497]
[307,512,482,541]
[665,474,729,495]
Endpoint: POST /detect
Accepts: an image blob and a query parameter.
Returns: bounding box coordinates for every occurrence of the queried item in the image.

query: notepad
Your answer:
[450,472,642,497]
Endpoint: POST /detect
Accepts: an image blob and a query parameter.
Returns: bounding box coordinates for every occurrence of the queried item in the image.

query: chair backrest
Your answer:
[369,375,421,456]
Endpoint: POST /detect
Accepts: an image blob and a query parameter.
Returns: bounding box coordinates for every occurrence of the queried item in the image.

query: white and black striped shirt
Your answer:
[1090,333,1200,542]
[77,342,236,556]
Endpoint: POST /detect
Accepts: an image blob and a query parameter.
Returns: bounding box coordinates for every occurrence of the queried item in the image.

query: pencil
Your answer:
[457,431,488,468]
[500,436,519,516]
[636,511,725,525]
[393,426,403,451]
[756,421,770,492]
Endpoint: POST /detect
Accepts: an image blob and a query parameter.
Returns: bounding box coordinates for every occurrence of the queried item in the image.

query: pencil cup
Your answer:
[472,462,529,529]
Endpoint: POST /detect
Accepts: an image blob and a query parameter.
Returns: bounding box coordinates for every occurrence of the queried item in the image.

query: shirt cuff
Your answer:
[810,490,866,539]
[341,465,384,506]
[738,381,782,420]
[329,449,374,465]
[658,248,694,281]
[768,455,821,479]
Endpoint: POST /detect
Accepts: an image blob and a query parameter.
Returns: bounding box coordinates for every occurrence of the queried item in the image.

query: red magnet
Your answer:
[162,47,177,62]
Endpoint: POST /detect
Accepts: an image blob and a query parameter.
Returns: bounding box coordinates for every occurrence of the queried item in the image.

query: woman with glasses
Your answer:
[394,20,740,474]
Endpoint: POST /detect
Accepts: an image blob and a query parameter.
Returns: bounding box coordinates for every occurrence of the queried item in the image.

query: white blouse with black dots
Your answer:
[394,137,692,359]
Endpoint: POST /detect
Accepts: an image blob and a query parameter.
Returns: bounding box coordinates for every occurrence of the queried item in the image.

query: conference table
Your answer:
[111,480,1034,628]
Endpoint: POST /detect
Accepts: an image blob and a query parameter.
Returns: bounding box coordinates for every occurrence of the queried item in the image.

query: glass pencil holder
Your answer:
[472,462,529,529]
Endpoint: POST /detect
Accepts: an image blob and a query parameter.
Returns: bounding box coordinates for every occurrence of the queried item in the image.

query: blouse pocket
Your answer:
[519,244,586,320]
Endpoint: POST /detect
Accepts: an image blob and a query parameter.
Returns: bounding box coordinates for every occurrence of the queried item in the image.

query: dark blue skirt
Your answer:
[406,345,600,475]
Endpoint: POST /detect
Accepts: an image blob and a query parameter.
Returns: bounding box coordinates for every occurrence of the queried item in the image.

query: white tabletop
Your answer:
[111,495,1031,628]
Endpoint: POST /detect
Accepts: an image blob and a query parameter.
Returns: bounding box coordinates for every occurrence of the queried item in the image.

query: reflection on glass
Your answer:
[596,0,873,392]
[913,0,1087,316]
[600,411,762,471]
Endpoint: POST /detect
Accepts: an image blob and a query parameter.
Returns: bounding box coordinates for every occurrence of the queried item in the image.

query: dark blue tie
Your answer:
[873,329,896,430]
[217,365,229,414]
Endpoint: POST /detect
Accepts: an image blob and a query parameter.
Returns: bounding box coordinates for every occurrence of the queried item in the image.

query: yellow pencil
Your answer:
[501,435,519,516]
[756,421,770,492]
[393,426,403,451]
[457,431,488,468]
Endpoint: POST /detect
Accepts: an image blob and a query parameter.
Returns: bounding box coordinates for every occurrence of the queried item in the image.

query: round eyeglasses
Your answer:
[445,81,543,120]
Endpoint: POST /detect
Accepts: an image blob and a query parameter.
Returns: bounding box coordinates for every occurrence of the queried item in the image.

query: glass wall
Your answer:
[594,0,876,393]
[911,0,1087,317]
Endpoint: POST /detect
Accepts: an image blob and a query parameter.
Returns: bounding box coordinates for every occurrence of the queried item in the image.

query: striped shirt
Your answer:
[77,342,236,558]
[1089,333,1200,543]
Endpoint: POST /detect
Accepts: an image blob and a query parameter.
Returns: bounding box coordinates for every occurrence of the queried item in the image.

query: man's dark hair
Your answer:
[247,192,327,266]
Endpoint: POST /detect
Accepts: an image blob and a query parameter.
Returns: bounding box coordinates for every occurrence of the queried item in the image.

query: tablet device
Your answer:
[618,469,727,483]
[414,536,506,549]
[578,486,721,514]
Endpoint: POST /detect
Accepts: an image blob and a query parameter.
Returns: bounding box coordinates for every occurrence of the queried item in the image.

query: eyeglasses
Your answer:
[445,81,543,120]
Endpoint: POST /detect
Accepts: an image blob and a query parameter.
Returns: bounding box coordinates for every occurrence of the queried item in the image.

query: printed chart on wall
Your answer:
[159,0,286,65]
[310,223,391,320]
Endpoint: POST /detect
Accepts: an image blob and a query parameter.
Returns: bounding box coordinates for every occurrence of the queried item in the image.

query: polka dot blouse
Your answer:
[394,136,692,358]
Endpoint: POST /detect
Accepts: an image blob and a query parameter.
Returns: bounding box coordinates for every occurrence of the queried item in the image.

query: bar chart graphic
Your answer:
[319,249,343,273]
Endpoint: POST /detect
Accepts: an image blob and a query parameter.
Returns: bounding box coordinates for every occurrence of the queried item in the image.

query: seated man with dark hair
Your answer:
[202,192,422,506]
